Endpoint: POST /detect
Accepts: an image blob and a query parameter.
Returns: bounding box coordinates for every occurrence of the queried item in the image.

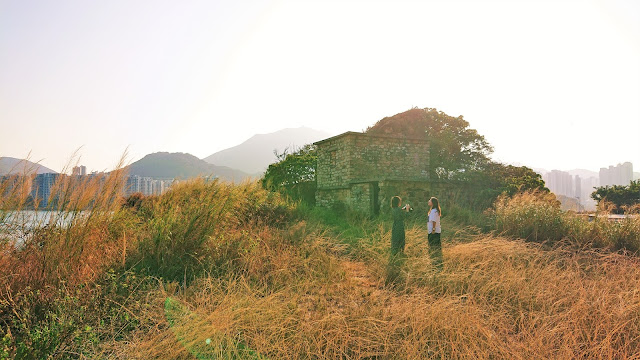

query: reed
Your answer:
[2,169,639,359]
[103,222,640,359]
[492,190,640,254]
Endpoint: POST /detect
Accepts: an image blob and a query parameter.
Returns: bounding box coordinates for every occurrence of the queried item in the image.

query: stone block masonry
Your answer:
[315,132,432,215]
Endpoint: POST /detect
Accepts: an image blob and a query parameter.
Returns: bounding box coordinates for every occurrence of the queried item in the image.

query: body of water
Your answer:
[1,210,80,245]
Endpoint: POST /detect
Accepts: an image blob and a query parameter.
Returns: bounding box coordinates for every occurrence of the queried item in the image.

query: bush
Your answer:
[493,190,640,254]
[493,190,565,243]
[0,165,297,357]
[132,179,294,282]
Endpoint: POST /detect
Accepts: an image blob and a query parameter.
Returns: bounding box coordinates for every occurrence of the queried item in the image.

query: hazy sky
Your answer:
[1,0,639,173]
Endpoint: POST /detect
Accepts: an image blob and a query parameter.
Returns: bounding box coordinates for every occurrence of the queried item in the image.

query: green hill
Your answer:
[126,152,252,182]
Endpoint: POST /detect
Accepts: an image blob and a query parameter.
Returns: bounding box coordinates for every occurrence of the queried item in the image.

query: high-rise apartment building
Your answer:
[31,173,59,206]
[72,165,87,176]
[124,175,173,196]
[599,162,633,186]
[545,170,574,198]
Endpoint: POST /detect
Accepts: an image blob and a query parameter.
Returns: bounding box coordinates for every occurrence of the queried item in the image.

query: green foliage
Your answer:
[464,163,549,209]
[365,107,549,213]
[260,109,546,216]
[446,203,492,232]
[306,205,371,247]
[367,108,493,179]
[0,270,156,359]
[591,180,640,214]
[133,179,294,282]
[4,167,640,358]
[262,145,317,205]
[485,163,548,196]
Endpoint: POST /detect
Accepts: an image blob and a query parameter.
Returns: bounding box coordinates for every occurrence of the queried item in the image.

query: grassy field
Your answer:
[1,173,639,359]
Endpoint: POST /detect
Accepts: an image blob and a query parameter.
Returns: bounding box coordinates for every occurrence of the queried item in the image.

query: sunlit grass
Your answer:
[1,165,639,359]
[493,190,640,253]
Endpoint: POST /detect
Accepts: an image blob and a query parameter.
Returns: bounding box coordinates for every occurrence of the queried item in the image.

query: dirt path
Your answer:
[341,260,380,289]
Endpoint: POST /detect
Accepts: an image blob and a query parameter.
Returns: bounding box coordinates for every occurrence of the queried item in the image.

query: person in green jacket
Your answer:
[391,196,411,255]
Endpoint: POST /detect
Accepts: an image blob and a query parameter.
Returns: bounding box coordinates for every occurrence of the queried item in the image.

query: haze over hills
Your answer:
[126,152,253,182]
[0,157,57,176]
[203,127,331,174]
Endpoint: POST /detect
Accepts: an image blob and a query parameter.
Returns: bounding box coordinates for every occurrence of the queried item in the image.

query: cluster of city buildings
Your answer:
[73,166,176,197]
[599,162,634,187]
[543,162,635,211]
[2,165,176,207]
[124,175,174,197]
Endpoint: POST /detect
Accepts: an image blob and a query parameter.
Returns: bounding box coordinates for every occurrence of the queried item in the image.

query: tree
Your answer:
[262,145,317,205]
[591,180,640,214]
[366,108,493,179]
[461,162,549,209]
[262,108,547,210]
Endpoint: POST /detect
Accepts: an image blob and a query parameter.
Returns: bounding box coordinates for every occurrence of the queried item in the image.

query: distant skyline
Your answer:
[1,0,639,173]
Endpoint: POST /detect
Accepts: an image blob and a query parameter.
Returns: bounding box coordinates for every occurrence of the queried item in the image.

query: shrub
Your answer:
[132,179,294,282]
[493,190,640,254]
[493,190,565,243]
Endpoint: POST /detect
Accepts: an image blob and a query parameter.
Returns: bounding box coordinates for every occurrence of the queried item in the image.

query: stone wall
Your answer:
[349,134,429,183]
[348,183,374,214]
[378,180,430,214]
[315,132,431,216]
[316,132,429,188]
[316,188,350,209]
[316,135,351,189]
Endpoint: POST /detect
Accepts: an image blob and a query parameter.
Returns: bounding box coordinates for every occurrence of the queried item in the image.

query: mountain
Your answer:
[203,127,331,174]
[126,152,252,182]
[0,157,57,176]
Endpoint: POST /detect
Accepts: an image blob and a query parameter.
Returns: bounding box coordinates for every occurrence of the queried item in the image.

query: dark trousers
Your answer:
[428,232,443,270]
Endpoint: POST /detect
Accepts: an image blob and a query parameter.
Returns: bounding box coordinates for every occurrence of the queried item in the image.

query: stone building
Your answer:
[314,131,432,215]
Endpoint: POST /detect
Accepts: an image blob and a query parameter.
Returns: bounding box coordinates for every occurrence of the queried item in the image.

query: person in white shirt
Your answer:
[427,197,443,270]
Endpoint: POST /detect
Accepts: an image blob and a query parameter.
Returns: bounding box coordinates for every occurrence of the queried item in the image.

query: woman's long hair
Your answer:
[430,197,441,216]
[391,196,401,208]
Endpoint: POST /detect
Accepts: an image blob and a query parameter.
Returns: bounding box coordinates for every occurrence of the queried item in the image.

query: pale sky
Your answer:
[1,0,639,173]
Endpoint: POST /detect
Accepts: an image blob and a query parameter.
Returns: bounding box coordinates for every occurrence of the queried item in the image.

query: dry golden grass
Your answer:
[102,221,640,360]
[2,168,639,359]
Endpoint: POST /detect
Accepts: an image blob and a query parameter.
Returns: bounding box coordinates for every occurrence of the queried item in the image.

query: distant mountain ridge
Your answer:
[0,157,57,176]
[203,127,331,174]
[126,152,252,182]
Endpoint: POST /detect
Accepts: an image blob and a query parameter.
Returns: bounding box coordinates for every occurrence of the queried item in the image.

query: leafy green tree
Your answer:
[591,180,640,214]
[464,163,549,209]
[262,108,547,211]
[366,107,493,179]
[262,145,317,205]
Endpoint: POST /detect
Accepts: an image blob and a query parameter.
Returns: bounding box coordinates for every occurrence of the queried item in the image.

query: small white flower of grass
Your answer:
[205,338,211,345]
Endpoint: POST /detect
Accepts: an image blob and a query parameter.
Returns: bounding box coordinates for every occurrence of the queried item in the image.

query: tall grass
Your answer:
[102,220,640,359]
[2,169,640,359]
[493,190,640,254]
[0,162,295,358]
[131,179,294,282]
[0,158,136,358]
